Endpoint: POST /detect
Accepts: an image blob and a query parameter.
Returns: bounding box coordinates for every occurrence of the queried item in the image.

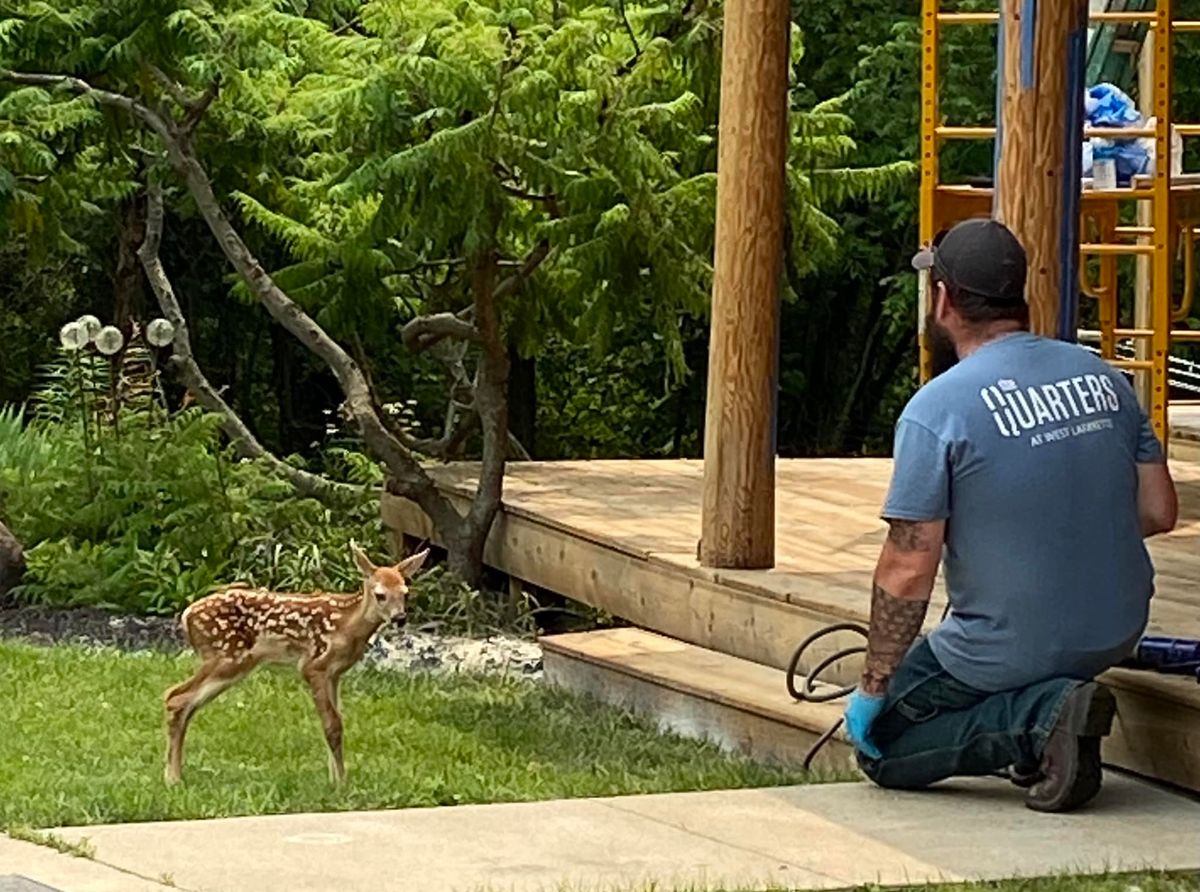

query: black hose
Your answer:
[784,622,868,770]
[785,611,1021,784]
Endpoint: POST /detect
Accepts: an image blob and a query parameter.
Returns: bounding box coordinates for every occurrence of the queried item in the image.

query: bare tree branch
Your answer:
[497,182,558,204]
[0,68,469,542]
[181,78,220,135]
[495,240,552,301]
[147,66,192,110]
[507,431,532,461]
[616,0,642,57]
[147,66,220,135]
[401,312,482,353]
[139,183,360,504]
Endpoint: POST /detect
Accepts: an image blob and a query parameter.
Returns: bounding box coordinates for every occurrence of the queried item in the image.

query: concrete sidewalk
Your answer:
[14,774,1200,892]
[0,836,170,892]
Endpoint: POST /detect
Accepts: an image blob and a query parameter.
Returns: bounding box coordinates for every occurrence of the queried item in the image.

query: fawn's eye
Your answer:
[373,584,387,601]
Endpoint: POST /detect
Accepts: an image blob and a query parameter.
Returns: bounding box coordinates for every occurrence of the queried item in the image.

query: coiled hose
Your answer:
[784,622,868,771]
[785,610,1020,783]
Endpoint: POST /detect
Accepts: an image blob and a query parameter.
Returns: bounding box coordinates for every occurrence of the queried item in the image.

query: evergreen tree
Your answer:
[0,0,914,580]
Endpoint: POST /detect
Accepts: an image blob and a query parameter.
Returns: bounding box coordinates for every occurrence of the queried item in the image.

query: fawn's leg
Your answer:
[164,656,257,785]
[303,665,345,784]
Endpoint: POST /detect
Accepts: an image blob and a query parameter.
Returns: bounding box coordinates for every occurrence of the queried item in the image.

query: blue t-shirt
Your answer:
[883,331,1162,692]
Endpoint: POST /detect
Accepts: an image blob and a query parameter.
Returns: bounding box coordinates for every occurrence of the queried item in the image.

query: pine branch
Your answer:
[139,184,360,503]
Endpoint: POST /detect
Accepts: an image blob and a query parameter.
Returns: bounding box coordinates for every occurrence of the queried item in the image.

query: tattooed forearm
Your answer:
[861,583,930,696]
[886,519,936,552]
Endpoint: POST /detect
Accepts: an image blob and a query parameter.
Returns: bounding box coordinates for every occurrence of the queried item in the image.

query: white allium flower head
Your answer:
[77,315,102,340]
[94,326,125,356]
[146,318,176,347]
[59,321,88,351]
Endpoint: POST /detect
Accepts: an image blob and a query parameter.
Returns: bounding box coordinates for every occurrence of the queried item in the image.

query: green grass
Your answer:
[5,825,96,859]
[0,640,816,829]
[685,873,1200,892]
[603,875,1198,892]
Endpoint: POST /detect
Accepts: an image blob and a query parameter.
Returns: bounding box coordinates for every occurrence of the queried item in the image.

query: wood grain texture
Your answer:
[994,0,1087,336]
[543,628,854,772]
[701,0,790,569]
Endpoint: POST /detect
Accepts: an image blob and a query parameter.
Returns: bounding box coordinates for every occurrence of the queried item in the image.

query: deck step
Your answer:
[540,628,855,773]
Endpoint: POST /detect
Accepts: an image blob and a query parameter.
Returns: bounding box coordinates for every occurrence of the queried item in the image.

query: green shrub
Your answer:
[0,351,387,615]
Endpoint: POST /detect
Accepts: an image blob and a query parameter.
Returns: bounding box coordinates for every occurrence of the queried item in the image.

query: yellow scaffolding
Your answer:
[919,0,1200,443]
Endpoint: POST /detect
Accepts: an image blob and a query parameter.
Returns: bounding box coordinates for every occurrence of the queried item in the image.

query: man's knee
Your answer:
[856,750,934,791]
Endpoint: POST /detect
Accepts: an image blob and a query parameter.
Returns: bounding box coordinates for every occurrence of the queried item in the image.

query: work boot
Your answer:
[1025,681,1116,813]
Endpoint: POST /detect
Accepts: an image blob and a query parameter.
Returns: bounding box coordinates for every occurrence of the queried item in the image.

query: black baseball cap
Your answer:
[911,218,1027,305]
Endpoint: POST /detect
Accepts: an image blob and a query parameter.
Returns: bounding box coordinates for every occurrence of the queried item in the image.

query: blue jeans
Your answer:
[858,638,1082,789]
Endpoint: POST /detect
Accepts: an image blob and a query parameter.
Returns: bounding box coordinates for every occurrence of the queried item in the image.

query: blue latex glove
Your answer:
[843,689,886,760]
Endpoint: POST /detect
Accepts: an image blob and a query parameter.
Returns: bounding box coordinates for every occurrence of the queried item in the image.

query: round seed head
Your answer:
[77,315,102,339]
[94,326,125,356]
[146,318,176,347]
[59,321,89,351]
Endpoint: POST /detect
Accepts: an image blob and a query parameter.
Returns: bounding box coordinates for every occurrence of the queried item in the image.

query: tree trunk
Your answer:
[457,252,510,587]
[0,520,25,602]
[114,195,147,329]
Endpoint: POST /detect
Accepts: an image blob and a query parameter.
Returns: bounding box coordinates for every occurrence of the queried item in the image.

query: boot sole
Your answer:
[1026,682,1116,813]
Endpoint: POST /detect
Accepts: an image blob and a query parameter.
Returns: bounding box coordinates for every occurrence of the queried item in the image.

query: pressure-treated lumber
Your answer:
[542,628,853,772]
[382,457,1200,791]
[700,0,790,569]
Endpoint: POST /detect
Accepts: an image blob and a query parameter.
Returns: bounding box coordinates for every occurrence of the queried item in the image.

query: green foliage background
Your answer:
[4,1,1197,613]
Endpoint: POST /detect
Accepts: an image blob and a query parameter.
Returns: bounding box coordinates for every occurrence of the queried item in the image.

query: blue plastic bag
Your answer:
[1081,82,1152,184]
[1085,83,1142,127]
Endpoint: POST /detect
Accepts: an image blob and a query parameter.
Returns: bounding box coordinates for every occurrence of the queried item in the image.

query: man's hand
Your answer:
[860,518,944,695]
[844,689,886,760]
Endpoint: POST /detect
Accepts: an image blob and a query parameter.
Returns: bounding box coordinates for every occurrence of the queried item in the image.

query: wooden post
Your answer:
[700,0,789,569]
[994,0,1088,338]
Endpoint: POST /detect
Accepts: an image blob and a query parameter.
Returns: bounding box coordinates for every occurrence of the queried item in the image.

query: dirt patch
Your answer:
[0,605,543,679]
[0,605,183,651]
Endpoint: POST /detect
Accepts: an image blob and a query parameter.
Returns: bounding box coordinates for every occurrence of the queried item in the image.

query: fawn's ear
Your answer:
[396,549,429,579]
[350,541,377,577]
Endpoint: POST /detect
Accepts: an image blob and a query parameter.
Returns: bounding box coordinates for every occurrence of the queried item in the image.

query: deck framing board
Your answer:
[382,457,1200,790]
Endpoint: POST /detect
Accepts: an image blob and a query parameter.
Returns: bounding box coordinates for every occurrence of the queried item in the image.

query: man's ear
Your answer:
[933,280,953,323]
[349,540,377,577]
[397,549,429,579]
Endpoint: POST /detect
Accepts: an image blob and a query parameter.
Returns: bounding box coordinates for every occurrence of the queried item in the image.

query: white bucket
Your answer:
[1093,157,1117,190]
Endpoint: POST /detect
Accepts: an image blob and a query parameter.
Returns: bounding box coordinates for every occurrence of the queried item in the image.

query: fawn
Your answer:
[163,542,428,786]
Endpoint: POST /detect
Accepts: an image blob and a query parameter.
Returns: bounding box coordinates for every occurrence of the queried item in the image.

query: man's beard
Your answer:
[925,315,959,378]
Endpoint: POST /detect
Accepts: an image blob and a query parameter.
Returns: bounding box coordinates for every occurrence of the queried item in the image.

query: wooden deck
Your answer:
[1173,405,1200,451]
[383,456,1200,790]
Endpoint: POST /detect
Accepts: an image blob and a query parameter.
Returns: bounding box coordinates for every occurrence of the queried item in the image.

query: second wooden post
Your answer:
[994,0,1089,338]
